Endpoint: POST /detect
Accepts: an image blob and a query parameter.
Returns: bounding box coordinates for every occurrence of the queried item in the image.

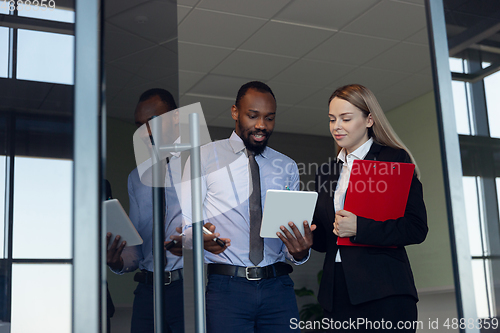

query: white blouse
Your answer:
[334,138,373,262]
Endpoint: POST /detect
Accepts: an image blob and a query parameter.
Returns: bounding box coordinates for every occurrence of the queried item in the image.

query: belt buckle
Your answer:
[245,266,261,281]
[164,271,172,285]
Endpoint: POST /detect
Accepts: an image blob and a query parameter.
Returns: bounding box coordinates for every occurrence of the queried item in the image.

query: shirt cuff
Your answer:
[288,248,310,265]
[108,265,125,275]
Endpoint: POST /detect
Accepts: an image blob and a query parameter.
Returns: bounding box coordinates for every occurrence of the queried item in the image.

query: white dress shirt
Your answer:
[335,138,373,262]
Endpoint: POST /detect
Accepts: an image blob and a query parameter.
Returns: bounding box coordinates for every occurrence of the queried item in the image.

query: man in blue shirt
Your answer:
[106,88,184,333]
[182,81,316,332]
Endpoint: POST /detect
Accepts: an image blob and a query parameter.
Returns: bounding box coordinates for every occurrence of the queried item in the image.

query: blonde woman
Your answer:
[311,84,428,332]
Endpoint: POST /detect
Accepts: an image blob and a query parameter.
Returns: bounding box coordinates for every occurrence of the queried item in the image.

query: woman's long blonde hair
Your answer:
[329,84,420,178]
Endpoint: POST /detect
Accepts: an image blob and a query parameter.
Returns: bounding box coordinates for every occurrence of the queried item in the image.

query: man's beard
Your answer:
[240,129,271,155]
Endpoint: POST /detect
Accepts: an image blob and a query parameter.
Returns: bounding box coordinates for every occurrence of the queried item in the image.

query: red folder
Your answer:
[337,160,415,247]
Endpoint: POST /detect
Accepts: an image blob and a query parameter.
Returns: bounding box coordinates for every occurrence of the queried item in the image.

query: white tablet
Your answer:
[105,199,143,247]
[260,190,318,238]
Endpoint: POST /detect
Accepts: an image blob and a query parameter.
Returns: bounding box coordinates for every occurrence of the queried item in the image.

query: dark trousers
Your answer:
[131,279,184,333]
[206,274,299,333]
[323,263,418,333]
[107,286,115,333]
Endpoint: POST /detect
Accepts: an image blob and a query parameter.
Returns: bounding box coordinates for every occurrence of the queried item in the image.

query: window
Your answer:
[484,71,500,139]
[463,176,495,318]
[16,29,74,85]
[10,264,71,332]
[450,57,473,135]
[18,4,74,23]
[12,157,72,259]
[0,27,8,78]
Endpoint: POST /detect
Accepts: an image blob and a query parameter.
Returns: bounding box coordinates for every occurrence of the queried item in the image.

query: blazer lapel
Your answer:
[363,141,382,161]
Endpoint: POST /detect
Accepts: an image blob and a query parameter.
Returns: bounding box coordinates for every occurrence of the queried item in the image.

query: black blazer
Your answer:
[312,143,428,312]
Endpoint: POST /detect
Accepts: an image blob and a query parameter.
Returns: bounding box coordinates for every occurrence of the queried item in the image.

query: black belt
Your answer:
[134,269,183,286]
[207,263,293,281]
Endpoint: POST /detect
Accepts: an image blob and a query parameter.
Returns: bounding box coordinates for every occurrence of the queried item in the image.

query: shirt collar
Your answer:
[337,137,374,164]
[228,130,269,158]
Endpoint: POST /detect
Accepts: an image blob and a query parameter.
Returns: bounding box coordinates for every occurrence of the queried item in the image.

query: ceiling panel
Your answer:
[420,67,433,78]
[380,73,433,100]
[162,38,178,54]
[326,66,409,93]
[111,77,179,106]
[239,21,334,57]
[343,0,426,40]
[178,9,267,48]
[304,32,398,65]
[271,59,356,86]
[108,1,178,43]
[177,5,192,22]
[268,82,321,106]
[274,0,379,30]
[106,63,137,89]
[178,0,200,6]
[188,74,250,99]
[296,88,333,109]
[105,0,149,19]
[104,23,155,62]
[374,74,432,111]
[179,70,206,95]
[178,42,233,73]
[150,75,180,97]
[405,28,429,45]
[121,74,153,90]
[108,87,142,115]
[211,50,297,80]
[363,42,430,73]
[112,45,177,69]
[396,0,425,5]
[196,0,292,19]
[179,94,232,119]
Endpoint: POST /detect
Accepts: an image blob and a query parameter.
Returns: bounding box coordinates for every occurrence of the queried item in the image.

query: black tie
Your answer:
[248,151,263,266]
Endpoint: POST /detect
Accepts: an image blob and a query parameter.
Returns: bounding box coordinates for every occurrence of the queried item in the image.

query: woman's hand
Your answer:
[333,210,357,238]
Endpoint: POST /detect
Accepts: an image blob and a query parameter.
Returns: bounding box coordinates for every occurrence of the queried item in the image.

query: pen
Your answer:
[202,226,226,248]
[165,233,185,251]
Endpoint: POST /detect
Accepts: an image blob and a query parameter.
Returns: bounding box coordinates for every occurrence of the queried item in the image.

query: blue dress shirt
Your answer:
[113,154,183,274]
[182,131,309,267]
